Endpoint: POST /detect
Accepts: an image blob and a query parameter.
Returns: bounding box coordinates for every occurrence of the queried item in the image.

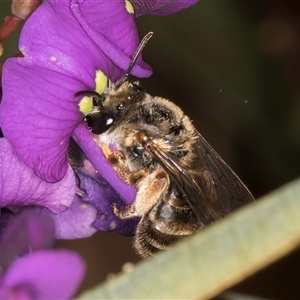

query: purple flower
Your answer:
[0,0,152,183]
[0,209,85,299]
[0,250,85,300]
[0,0,198,237]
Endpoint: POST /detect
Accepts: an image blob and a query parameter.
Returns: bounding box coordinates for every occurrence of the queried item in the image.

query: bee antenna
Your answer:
[127,32,153,76]
[116,32,153,89]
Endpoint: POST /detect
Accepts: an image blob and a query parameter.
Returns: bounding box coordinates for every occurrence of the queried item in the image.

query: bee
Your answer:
[74,33,255,257]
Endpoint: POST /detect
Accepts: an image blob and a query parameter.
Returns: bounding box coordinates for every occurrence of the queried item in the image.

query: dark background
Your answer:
[2,1,300,299]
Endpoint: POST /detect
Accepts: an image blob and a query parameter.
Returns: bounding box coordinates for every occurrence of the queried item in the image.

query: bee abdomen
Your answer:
[134,215,182,258]
[133,201,200,258]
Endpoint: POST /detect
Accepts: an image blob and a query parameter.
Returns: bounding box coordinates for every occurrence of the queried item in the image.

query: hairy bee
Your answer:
[74,33,255,257]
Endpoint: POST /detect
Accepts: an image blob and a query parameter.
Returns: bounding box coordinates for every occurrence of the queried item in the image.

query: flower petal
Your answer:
[131,0,199,17]
[0,250,85,300]
[76,165,138,236]
[0,138,76,212]
[53,195,98,239]
[19,0,152,81]
[0,61,84,182]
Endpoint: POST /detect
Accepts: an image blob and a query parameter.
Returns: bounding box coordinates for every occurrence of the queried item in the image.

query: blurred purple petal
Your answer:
[0,139,76,212]
[0,285,33,300]
[0,209,13,239]
[0,250,85,300]
[0,208,55,270]
[0,0,151,182]
[131,0,199,17]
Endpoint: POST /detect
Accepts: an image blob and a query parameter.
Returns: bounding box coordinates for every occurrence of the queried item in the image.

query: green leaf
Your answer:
[77,179,300,299]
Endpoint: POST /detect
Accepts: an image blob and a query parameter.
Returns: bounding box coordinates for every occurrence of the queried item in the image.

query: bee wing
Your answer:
[148,131,254,226]
[193,130,254,211]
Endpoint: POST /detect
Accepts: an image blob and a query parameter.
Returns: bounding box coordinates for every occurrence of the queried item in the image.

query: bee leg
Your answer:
[99,143,133,182]
[128,169,151,186]
[100,144,125,166]
[113,169,169,219]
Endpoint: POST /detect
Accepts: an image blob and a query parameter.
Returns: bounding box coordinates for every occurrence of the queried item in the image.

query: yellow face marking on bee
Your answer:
[125,0,134,14]
[95,70,108,95]
[78,96,93,116]
[78,71,107,115]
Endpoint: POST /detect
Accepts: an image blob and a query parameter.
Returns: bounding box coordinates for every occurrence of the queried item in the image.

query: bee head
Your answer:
[74,32,153,135]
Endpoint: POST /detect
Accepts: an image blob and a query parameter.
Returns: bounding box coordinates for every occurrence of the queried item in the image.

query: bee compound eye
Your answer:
[86,112,115,135]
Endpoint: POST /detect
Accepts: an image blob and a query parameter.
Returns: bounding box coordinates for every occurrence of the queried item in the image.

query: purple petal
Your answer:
[0,250,85,300]
[0,0,151,182]
[76,165,138,236]
[0,61,83,182]
[46,164,136,238]
[53,195,98,239]
[0,208,55,270]
[0,138,75,212]
[131,0,199,17]
[19,0,152,81]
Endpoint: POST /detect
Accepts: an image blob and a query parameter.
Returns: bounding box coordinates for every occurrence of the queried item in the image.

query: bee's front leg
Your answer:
[99,143,132,182]
[113,169,169,219]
